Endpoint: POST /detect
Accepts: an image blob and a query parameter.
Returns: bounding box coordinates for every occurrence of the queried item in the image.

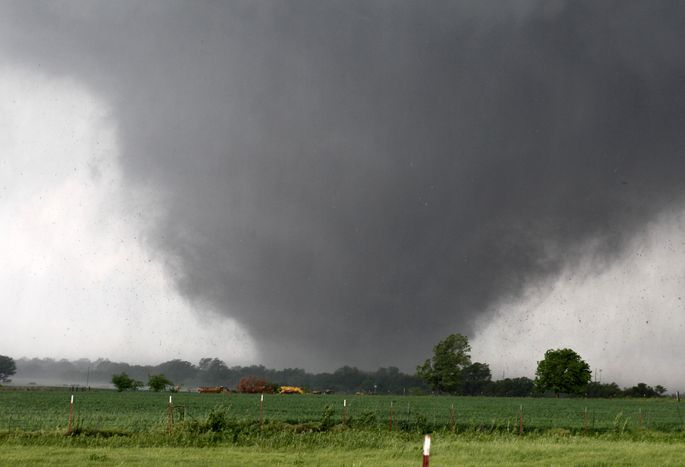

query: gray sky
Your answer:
[2,1,685,388]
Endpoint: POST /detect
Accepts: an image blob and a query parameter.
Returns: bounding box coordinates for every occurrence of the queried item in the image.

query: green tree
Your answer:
[156,359,196,384]
[624,382,662,398]
[535,348,591,397]
[148,373,173,392]
[460,362,492,395]
[417,333,472,394]
[111,372,143,392]
[485,377,535,397]
[0,355,16,383]
[585,381,623,398]
[197,357,230,385]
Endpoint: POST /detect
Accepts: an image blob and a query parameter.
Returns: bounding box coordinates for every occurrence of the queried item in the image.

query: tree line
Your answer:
[0,335,671,397]
[9,356,426,394]
[415,334,669,398]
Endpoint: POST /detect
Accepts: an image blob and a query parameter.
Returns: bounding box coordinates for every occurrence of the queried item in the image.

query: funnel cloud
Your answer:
[2,1,685,375]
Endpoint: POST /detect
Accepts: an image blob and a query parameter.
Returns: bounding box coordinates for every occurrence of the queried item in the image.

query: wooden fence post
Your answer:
[449,403,455,432]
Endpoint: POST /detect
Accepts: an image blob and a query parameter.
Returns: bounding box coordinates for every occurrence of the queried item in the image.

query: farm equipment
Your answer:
[278,386,304,394]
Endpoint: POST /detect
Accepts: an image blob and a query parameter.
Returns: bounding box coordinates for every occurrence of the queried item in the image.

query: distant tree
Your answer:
[585,381,623,398]
[274,367,310,389]
[197,358,231,385]
[460,362,492,395]
[237,376,274,393]
[535,348,591,397]
[111,373,127,392]
[111,372,143,392]
[417,333,472,394]
[485,377,535,397]
[0,355,16,383]
[655,385,667,396]
[330,366,369,393]
[156,360,196,384]
[148,373,173,392]
[373,366,426,394]
[624,382,660,398]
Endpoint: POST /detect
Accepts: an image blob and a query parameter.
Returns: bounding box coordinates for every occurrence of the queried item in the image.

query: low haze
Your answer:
[2,1,685,389]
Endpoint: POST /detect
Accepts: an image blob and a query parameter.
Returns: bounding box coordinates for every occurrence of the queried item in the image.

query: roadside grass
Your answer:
[3,436,685,466]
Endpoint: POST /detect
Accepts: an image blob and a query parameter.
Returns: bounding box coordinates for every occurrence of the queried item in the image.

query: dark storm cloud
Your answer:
[3,1,685,369]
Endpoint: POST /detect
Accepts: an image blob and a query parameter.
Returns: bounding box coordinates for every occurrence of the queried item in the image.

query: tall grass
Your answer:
[5,436,685,467]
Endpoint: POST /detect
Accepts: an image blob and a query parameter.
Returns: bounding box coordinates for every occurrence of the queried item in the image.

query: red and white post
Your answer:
[167,395,174,433]
[67,394,74,434]
[422,434,431,467]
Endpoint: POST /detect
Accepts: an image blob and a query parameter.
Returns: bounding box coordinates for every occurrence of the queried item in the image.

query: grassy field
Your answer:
[3,436,685,466]
[1,389,683,434]
[2,389,685,465]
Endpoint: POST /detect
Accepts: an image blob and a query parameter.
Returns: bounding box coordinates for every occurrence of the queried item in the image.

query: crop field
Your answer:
[3,389,685,465]
[0,389,683,434]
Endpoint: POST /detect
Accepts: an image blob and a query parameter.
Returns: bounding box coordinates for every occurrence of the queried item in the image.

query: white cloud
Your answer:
[472,210,685,391]
[0,66,256,366]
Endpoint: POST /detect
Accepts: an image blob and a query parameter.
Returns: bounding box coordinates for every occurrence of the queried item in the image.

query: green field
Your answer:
[1,389,683,434]
[2,389,685,465]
